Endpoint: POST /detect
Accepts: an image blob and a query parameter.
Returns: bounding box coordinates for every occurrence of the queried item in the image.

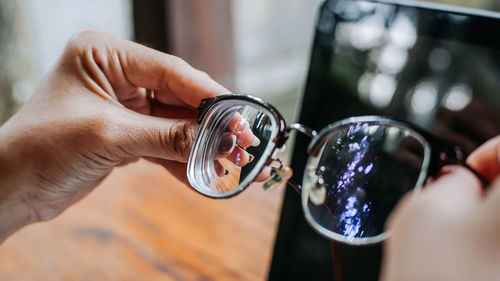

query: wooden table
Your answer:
[0,160,284,281]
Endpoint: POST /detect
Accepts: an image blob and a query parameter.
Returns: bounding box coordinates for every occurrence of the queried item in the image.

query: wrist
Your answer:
[0,125,38,243]
[0,191,37,243]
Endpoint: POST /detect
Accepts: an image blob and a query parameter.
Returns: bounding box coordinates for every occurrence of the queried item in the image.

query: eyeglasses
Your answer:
[187,94,487,245]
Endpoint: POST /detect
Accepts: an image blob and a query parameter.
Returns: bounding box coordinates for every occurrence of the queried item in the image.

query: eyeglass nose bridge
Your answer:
[287,122,330,158]
[277,123,318,195]
[287,123,317,138]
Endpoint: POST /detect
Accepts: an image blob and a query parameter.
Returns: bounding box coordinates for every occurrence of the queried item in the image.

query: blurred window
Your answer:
[233,0,322,121]
[0,0,132,123]
[2,0,499,124]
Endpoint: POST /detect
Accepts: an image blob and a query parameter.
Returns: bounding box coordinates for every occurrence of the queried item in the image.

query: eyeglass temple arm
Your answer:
[281,123,318,195]
[286,181,302,194]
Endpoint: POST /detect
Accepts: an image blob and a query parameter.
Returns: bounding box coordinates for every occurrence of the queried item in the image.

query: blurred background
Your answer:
[0,0,498,123]
[0,0,323,124]
[1,0,500,280]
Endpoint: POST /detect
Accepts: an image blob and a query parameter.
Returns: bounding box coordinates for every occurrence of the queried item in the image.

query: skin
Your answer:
[6,29,497,280]
[381,136,500,281]
[0,30,235,242]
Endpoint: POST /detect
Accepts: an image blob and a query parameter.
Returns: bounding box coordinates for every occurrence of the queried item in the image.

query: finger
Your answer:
[386,166,482,235]
[255,166,273,182]
[226,146,254,167]
[216,133,237,159]
[421,166,482,211]
[214,160,227,177]
[467,135,500,182]
[144,157,189,185]
[109,32,230,107]
[116,157,140,167]
[478,177,500,228]
[153,89,193,108]
[67,30,230,108]
[150,100,198,119]
[227,113,260,148]
[119,87,150,115]
[116,109,198,162]
[236,127,260,148]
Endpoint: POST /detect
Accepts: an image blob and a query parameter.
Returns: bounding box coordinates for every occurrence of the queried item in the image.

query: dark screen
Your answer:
[269,1,500,281]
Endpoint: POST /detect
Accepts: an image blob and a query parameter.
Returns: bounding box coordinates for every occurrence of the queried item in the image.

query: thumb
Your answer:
[115,110,198,162]
[422,166,482,212]
[467,135,500,182]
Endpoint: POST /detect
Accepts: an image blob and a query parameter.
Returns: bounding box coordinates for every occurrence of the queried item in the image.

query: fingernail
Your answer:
[251,136,261,147]
[237,137,245,147]
[248,154,255,163]
[216,167,225,177]
[232,118,248,132]
[233,151,246,167]
[238,119,248,130]
[218,134,236,153]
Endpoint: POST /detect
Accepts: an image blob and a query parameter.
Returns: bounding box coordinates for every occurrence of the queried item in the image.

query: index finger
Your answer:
[467,136,500,182]
[228,112,261,148]
[387,166,481,231]
[124,44,230,107]
[71,30,230,108]
[423,166,482,207]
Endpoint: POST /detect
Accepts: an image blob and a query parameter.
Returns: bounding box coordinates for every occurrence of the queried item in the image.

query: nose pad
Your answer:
[306,169,326,205]
[263,159,293,190]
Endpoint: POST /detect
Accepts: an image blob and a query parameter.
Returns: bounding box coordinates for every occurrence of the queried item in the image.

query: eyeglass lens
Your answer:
[188,101,279,197]
[214,107,273,191]
[303,122,427,241]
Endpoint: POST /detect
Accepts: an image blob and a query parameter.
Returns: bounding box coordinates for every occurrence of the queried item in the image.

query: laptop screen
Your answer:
[305,0,500,152]
[270,1,500,280]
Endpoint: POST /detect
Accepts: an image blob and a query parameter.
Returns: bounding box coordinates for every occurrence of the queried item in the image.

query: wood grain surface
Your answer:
[0,160,284,281]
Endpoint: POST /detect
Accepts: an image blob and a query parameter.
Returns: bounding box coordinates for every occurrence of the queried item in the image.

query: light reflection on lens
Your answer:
[304,121,426,241]
[214,106,274,191]
[187,100,279,198]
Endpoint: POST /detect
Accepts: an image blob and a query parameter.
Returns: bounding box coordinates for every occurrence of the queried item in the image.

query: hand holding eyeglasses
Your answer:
[381,136,500,281]
[214,113,261,177]
[189,94,497,280]
[0,27,497,280]
[187,94,488,245]
[0,30,230,242]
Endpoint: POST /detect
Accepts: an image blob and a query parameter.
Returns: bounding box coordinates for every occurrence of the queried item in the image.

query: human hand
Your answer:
[381,136,500,281]
[213,112,274,183]
[214,113,260,176]
[0,30,231,241]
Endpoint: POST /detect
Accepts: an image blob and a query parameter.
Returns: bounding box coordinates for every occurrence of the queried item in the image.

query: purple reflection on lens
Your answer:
[340,195,362,238]
[364,163,374,174]
[324,123,384,238]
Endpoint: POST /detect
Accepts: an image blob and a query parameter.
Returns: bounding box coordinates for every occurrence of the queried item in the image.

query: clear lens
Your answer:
[187,100,279,198]
[302,119,430,245]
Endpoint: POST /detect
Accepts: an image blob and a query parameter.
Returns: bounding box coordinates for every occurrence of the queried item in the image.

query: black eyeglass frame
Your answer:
[195,94,487,197]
